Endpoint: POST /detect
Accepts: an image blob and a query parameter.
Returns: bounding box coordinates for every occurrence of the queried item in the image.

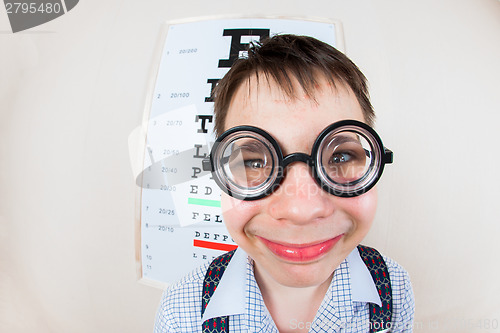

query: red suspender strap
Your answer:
[201,250,235,333]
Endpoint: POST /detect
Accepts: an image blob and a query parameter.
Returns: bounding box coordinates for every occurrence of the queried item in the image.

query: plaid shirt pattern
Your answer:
[154,248,414,332]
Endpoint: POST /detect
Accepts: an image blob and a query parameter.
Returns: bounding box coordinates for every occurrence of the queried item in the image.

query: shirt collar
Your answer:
[201,247,247,323]
[201,247,381,323]
[347,248,382,306]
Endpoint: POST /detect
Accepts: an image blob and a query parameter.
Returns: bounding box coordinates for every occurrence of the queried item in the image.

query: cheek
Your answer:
[334,188,378,238]
[348,188,378,231]
[221,194,262,236]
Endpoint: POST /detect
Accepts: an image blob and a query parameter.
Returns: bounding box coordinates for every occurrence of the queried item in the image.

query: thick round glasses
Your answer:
[202,120,393,200]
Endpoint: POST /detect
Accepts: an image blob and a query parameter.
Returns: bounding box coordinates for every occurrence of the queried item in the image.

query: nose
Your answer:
[266,163,334,224]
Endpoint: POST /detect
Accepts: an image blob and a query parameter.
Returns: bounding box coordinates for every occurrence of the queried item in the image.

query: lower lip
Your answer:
[258,235,343,262]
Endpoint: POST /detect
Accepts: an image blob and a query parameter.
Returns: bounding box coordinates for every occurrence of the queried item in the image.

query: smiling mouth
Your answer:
[257,235,343,262]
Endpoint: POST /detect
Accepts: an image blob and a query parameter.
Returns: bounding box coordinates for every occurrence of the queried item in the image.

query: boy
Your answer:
[155,34,414,332]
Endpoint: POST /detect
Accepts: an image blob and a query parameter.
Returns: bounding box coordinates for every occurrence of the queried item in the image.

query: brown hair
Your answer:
[213,34,375,136]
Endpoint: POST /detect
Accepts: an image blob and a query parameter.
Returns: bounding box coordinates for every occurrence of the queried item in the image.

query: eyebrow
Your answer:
[328,133,362,145]
[231,139,267,153]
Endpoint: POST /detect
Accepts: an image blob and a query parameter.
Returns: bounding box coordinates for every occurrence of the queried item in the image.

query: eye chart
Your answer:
[136,17,344,287]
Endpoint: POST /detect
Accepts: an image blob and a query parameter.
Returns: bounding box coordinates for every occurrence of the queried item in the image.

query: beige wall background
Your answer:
[1,0,499,332]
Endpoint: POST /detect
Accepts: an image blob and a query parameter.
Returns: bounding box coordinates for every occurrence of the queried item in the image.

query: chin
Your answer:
[270,259,339,288]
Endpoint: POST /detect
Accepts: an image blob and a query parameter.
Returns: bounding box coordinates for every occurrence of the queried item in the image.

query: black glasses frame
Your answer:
[202,119,393,200]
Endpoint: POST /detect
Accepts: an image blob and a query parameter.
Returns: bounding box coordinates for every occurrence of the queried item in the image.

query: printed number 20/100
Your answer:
[170,92,189,98]
[5,2,62,14]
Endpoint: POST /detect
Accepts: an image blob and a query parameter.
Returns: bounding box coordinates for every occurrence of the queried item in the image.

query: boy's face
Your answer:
[221,75,377,288]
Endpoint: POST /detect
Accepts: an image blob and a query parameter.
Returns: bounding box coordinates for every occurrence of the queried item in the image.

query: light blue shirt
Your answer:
[155,247,414,332]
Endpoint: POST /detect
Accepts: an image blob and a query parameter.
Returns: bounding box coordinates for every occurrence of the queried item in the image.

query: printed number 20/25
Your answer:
[159,208,175,215]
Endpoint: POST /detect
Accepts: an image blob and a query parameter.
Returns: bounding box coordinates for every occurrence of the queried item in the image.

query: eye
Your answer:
[245,159,265,169]
[329,152,352,164]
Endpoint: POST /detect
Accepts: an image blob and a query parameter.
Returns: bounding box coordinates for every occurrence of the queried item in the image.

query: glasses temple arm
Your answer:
[383,147,393,164]
[203,155,232,171]
[202,156,213,171]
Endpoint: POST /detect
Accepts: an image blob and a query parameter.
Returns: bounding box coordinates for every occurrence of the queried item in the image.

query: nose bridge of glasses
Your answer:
[282,152,314,169]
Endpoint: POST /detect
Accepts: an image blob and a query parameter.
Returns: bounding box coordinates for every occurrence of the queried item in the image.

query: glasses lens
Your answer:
[320,131,370,184]
[212,129,280,199]
[222,138,273,188]
[316,124,382,196]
